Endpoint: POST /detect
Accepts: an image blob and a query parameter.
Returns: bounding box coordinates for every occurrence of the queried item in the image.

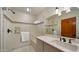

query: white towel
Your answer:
[21,32,30,42]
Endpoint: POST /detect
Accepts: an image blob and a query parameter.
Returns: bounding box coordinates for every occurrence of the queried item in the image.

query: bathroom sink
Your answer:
[72,39,79,44]
[38,36,59,42]
[52,40,78,51]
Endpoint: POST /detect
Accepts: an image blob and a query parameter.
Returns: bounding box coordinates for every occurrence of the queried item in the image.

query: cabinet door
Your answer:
[36,39,44,52]
[61,17,76,38]
[44,43,62,52]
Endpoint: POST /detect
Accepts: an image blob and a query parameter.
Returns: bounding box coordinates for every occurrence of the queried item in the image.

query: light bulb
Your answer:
[58,12,62,16]
[64,7,71,13]
[66,8,71,13]
[56,8,59,14]
[27,8,30,12]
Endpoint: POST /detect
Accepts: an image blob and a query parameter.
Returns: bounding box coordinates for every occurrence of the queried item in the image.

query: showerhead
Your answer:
[2,7,7,10]
[2,7,15,14]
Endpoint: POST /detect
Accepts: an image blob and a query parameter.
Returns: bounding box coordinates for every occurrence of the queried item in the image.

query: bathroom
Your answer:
[0,7,79,52]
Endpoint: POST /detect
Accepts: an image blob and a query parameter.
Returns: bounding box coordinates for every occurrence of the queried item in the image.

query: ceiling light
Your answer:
[33,18,43,24]
[34,20,41,24]
[27,8,30,12]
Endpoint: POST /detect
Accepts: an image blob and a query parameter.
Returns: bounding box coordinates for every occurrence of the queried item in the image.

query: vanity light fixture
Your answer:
[55,7,59,14]
[55,7,62,16]
[64,7,71,13]
[55,7,71,16]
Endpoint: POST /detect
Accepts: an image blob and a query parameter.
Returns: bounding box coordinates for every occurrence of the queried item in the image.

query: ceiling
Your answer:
[10,7,47,16]
[9,7,78,17]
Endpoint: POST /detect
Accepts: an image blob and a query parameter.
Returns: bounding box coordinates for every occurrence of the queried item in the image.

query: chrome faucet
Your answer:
[60,38,66,42]
[69,39,71,43]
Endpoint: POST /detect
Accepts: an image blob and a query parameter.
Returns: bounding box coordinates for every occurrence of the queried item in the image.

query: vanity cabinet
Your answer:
[36,38,62,52]
[36,38,44,52]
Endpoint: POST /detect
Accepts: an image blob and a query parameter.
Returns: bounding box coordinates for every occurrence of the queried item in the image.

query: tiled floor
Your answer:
[12,45,36,52]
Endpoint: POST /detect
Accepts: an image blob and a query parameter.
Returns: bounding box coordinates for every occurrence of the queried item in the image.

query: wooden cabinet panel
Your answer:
[36,39,44,52]
[61,17,76,38]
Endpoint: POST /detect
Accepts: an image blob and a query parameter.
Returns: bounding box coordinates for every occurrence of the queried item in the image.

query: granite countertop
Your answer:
[36,34,79,52]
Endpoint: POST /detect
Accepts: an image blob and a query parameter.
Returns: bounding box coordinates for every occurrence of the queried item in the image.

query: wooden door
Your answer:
[61,17,76,38]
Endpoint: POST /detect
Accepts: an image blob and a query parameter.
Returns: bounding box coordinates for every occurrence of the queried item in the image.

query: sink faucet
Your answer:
[60,38,66,42]
[69,39,71,43]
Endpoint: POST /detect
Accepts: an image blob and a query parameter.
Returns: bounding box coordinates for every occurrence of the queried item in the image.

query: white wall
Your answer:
[13,22,44,47]
[13,22,44,46]
[3,17,15,51]
[0,8,4,51]
[13,23,36,48]
[31,23,45,44]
